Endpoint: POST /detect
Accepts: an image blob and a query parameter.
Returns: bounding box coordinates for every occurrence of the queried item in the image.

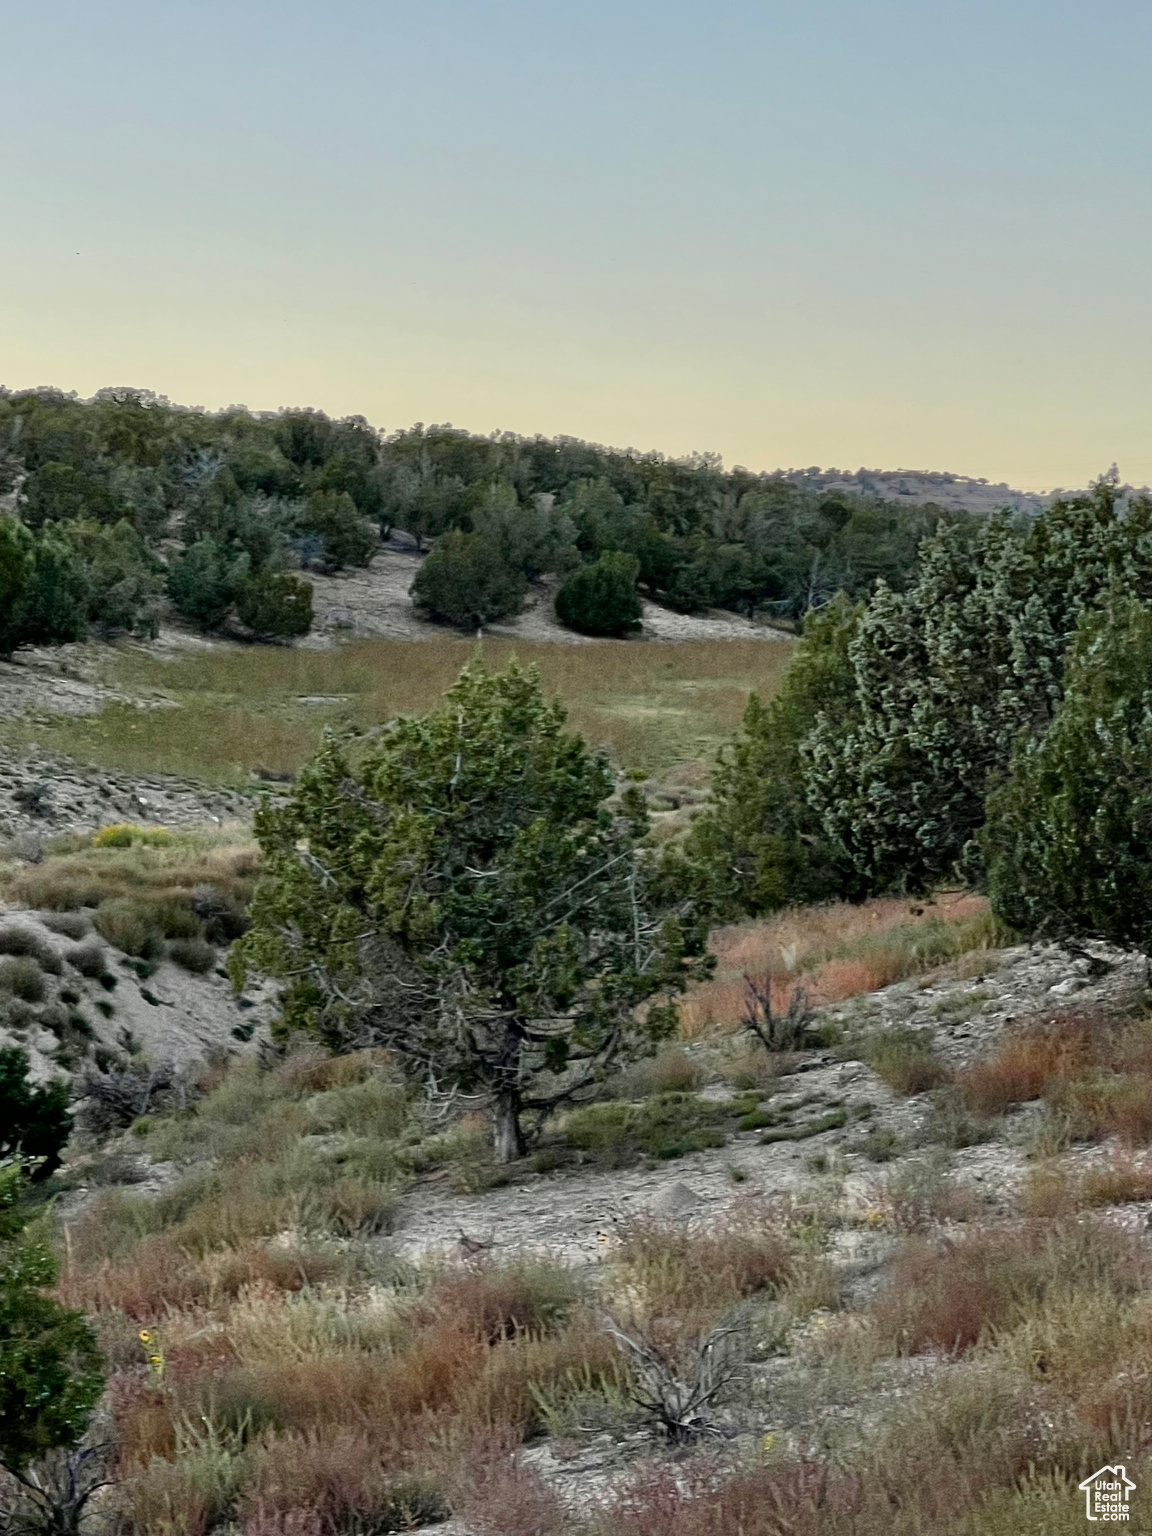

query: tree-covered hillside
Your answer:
[0,386,980,645]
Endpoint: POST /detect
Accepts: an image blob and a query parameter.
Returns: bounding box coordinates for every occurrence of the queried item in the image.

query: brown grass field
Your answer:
[0,636,793,784]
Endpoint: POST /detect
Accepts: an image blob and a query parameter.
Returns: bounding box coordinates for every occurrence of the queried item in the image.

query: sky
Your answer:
[1,1,1148,489]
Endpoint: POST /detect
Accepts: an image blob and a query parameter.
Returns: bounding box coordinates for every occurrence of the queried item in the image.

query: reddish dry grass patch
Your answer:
[869,1218,1150,1359]
[59,1235,339,1321]
[957,1010,1102,1116]
[681,894,995,1036]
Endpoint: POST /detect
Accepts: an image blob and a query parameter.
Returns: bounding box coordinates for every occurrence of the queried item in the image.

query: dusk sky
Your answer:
[2,0,1148,488]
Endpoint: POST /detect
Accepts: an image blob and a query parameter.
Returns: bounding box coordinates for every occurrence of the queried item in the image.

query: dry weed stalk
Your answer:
[603,1311,750,1441]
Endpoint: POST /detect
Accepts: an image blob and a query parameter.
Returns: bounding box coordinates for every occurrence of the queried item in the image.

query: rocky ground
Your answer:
[393,940,1146,1270]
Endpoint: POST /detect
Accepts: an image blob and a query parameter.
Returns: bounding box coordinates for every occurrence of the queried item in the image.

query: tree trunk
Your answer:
[493,1088,526,1164]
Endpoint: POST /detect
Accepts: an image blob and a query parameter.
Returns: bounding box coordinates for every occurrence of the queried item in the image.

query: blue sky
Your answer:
[1,0,1148,486]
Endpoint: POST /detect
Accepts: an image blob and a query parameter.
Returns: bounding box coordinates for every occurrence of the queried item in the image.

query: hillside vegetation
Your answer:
[0,387,974,648]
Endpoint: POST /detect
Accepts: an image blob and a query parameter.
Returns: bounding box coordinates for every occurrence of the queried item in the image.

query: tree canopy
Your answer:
[232,660,713,1159]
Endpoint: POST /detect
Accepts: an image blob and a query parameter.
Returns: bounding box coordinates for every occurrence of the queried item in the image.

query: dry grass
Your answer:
[680,894,1001,1036]
[958,1004,1152,1148]
[2,636,793,783]
[1021,1152,1152,1216]
[1,824,256,917]
[868,1217,1150,1359]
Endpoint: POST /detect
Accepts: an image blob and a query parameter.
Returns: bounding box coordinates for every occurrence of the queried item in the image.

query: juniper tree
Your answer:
[682,594,865,916]
[0,1164,104,1479]
[802,476,1152,893]
[983,596,1152,959]
[232,660,712,1160]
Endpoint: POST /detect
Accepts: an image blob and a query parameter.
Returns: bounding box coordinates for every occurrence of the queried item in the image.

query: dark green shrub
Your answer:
[236,570,313,638]
[984,597,1152,956]
[554,550,642,637]
[0,515,34,658]
[411,530,527,627]
[168,537,249,630]
[16,527,90,645]
[0,1048,71,1178]
[305,490,377,569]
[0,1165,104,1472]
[65,518,163,637]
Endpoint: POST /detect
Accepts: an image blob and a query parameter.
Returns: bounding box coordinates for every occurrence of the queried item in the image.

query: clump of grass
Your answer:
[0,923,64,974]
[957,1009,1101,1115]
[0,955,47,1002]
[562,1093,729,1166]
[65,936,108,977]
[682,894,1005,1036]
[859,1028,950,1096]
[605,1048,702,1099]
[1021,1153,1152,1217]
[876,1152,981,1232]
[869,1217,1149,1358]
[42,911,90,940]
[3,824,257,918]
[167,936,217,974]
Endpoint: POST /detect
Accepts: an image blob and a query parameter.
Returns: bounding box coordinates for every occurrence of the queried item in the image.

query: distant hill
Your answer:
[777,467,1055,516]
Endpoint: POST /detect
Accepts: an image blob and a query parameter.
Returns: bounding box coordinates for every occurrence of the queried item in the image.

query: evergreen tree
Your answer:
[0,516,34,658]
[983,596,1152,957]
[683,595,865,916]
[232,662,711,1161]
[66,518,164,636]
[236,570,314,639]
[305,490,378,569]
[17,527,91,645]
[167,537,249,630]
[0,1047,72,1179]
[802,478,1152,893]
[555,551,642,636]
[0,1164,104,1477]
[411,530,527,628]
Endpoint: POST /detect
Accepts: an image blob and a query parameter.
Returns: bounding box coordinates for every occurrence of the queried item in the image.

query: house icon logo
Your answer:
[1078,1464,1136,1522]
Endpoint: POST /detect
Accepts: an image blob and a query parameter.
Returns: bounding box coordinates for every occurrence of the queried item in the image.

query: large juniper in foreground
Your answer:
[233,660,712,1160]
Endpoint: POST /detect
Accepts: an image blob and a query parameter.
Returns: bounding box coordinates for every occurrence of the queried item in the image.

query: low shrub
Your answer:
[41,912,91,941]
[861,1028,950,1096]
[239,1430,445,1534]
[421,1259,581,1343]
[563,1094,729,1166]
[92,823,176,849]
[1021,1154,1152,1217]
[94,898,165,960]
[0,955,47,1003]
[611,1210,792,1323]
[957,1011,1099,1115]
[168,937,217,974]
[0,923,64,974]
[605,1049,702,1099]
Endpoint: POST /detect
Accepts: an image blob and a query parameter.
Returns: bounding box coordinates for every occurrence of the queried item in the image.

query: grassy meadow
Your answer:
[0,637,793,785]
